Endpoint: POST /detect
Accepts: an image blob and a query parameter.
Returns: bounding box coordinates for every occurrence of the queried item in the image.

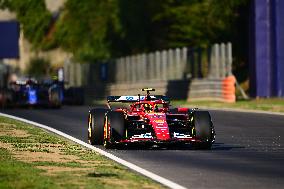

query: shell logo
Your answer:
[154,120,165,123]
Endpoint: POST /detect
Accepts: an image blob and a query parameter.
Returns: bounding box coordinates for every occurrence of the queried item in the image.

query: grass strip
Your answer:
[0,116,164,189]
[172,98,284,113]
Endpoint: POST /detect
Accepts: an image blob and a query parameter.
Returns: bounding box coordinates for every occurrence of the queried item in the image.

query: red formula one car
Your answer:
[88,88,215,149]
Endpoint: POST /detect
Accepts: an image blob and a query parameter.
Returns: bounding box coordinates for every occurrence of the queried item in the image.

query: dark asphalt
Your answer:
[1,106,284,189]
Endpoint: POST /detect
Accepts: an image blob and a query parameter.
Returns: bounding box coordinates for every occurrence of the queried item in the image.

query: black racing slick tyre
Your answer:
[49,89,61,108]
[108,111,126,143]
[192,111,213,149]
[88,108,107,145]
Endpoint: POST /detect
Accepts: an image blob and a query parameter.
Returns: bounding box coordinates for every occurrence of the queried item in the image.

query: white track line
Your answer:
[0,113,187,189]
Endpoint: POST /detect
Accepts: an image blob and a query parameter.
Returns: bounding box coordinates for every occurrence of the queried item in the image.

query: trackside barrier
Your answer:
[64,42,236,102]
[222,76,236,103]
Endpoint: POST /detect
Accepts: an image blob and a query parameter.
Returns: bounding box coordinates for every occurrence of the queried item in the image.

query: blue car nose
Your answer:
[28,89,37,104]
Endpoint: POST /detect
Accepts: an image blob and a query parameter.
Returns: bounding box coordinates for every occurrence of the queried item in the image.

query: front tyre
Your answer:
[107,111,126,144]
[88,108,107,145]
[192,111,214,149]
[49,88,62,108]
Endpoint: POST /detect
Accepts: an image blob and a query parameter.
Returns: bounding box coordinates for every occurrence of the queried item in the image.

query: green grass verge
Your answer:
[0,148,57,189]
[0,116,164,189]
[172,98,284,113]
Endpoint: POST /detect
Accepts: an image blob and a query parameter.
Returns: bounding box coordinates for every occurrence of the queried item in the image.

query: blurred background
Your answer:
[0,0,283,104]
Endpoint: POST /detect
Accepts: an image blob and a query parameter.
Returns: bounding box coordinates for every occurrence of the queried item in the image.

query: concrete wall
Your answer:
[83,79,223,102]
[64,43,233,102]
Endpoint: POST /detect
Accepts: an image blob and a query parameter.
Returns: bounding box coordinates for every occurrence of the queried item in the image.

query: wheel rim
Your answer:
[88,114,92,143]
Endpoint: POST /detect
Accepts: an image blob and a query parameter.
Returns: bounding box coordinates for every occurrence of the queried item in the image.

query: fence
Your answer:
[64,42,235,102]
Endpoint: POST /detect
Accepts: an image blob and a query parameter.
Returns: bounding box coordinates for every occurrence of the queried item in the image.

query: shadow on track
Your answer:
[109,142,245,151]
[211,142,245,151]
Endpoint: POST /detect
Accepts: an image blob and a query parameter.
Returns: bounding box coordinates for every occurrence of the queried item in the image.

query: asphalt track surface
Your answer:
[1,106,284,189]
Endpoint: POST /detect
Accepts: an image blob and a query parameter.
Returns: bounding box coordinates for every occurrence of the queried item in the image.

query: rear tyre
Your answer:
[192,111,213,149]
[49,89,62,108]
[88,108,107,145]
[108,111,126,143]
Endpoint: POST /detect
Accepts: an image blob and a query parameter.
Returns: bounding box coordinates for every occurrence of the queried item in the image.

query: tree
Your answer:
[1,0,250,68]
[52,0,121,62]
[0,0,52,49]
[26,57,51,77]
[116,0,249,53]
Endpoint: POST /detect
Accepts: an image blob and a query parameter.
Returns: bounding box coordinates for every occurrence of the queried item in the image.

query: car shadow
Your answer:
[111,142,245,151]
[212,142,245,151]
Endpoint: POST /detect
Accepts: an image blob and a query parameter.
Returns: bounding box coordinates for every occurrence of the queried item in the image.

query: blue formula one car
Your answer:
[6,78,63,108]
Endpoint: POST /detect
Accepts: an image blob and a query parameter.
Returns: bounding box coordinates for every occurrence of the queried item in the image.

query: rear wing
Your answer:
[107,95,170,103]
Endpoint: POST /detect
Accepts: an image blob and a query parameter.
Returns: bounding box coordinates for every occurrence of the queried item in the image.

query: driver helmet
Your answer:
[144,103,153,112]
